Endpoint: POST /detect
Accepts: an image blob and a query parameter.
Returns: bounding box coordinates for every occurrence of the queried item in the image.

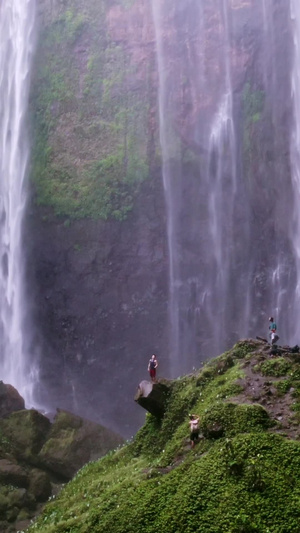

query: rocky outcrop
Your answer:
[0,460,29,488]
[135,380,171,418]
[28,469,52,503]
[0,410,51,463]
[0,382,25,417]
[38,409,124,478]
[0,384,124,532]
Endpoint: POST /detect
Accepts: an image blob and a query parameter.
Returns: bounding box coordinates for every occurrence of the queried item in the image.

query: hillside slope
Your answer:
[27,340,300,532]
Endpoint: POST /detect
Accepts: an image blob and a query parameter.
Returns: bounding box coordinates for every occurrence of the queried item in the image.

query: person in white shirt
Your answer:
[189,414,200,448]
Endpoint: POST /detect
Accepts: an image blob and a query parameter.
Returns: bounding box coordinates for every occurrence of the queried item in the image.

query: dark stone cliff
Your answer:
[29,0,168,436]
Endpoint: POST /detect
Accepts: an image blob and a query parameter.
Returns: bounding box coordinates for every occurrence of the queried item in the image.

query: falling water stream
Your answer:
[0,0,37,404]
[152,0,240,375]
[205,0,237,354]
[290,0,300,343]
[151,0,181,376]
[152,0,296,374]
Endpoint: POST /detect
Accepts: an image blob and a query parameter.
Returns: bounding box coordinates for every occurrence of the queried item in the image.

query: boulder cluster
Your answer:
[0,383,123,532]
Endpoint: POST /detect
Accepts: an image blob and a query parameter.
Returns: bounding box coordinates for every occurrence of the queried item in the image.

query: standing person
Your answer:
[148,354,158,382]
[269,317,279,345]
[189,414,200,449]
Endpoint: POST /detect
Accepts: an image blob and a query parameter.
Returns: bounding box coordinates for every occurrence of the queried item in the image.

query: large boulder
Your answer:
[38,409,124,479]
[0,459,29,488]
[0,382,25,418]
[0,410,51,462]
[28,469,52,502]
[134,380,171,418]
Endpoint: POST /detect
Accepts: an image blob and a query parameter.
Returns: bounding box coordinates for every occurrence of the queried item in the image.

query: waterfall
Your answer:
[0,0,37,403]
[151,0,182,376]
[205,1,237,354]
[152,0,240,375]
[290,0,300,343]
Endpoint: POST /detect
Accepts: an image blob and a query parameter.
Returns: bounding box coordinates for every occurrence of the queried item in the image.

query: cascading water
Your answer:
[204,0,237,355]
[0,0,37,404]
[151,0,182,376]
[152,0,240,375]
[290,0,300,343]
[152,0,295,375]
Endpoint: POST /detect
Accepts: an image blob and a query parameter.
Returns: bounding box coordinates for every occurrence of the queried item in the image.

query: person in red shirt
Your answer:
[148,354,158,382]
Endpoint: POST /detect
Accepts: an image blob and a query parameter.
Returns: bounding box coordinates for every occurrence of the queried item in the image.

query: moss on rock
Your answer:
[38,409,123,479]
[30,0,154,221]
[28,469,52,503]
[255,357,292,377]
[232,339,260,359]
[0,410,51,462]
[201,402,271,439]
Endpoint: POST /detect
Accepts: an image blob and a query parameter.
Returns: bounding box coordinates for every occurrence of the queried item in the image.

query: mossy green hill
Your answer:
[27,340,300,532]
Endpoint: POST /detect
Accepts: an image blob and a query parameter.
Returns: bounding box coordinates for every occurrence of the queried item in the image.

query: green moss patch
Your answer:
[28,432,300,533]
[30,0,152,220]
[255,357,292,377]
[231,339,259,359]
[201,402,271,439]
[0,410,50,461]
[275,379,293,396]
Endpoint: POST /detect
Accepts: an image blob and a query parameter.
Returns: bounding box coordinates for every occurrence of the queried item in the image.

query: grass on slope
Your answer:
[27,341,300,533]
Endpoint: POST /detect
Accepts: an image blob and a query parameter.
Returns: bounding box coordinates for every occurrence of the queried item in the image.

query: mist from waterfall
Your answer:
[151,0,181,376]
[290,0,300,343]
[151,0,240,375]
[205,1,237,355]
[151,0,295,375]
[0,0,37,404]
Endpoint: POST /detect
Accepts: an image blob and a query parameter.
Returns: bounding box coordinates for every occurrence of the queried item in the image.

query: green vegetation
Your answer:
[30,434,300,533]
[275,378,292,396]
[255,357,292,377]
[30,0,151,220]
[242,82,265,170]
[26,340,300,533]
[242,83,265,125]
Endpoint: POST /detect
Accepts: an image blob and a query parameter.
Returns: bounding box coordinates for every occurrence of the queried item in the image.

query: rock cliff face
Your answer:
[29,0,167,437]
[28,0,294,436]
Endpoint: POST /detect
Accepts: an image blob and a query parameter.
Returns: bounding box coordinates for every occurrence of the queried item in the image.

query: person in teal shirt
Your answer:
[269,317,278,345]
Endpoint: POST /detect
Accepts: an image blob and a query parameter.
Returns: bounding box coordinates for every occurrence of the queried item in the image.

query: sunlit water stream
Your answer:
[0,0,37,404]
